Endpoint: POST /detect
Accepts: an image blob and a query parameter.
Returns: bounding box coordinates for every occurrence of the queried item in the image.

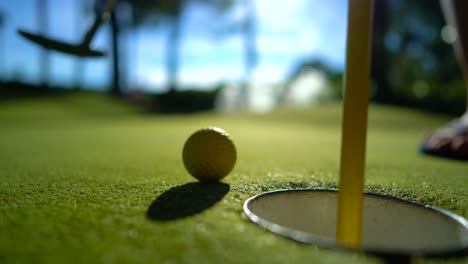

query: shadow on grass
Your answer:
[0,81,67,102]
[147,182,230,221]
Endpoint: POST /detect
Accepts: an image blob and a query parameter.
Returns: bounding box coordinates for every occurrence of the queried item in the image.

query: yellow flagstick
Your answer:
[336,0,374,249]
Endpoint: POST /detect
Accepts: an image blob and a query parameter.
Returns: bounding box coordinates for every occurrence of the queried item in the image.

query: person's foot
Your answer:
[420,115,468,161]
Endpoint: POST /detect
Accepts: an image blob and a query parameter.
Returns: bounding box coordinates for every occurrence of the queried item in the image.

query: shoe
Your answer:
[420,118,468,161]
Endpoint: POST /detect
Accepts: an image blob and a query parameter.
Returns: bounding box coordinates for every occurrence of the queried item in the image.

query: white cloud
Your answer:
[139,68,166,87]
[255,0,311,32]
[136,30,165,56]
[256,30,318,55]
[181,37,217,56]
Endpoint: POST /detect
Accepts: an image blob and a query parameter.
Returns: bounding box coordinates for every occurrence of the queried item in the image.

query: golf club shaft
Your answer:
[82,0,117,45]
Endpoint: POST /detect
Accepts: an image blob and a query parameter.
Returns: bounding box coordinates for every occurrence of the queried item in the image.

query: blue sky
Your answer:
[0,0,347,92]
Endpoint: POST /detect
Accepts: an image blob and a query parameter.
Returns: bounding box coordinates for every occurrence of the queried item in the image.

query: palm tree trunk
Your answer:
[38,0,50,87]
[166,14,182,92]
[0,11,5,80]
[110,10,121,96]
[73,0,84,90]
[239,0,258,107]
[132,29,139,91]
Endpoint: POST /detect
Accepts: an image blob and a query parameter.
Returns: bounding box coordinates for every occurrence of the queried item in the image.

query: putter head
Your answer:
[18,29,107,58]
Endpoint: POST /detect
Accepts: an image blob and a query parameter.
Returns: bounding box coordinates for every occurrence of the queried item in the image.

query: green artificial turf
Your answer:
[0,93,467,263]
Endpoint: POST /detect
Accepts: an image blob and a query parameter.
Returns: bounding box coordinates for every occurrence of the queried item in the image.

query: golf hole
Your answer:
[244,189,468,258]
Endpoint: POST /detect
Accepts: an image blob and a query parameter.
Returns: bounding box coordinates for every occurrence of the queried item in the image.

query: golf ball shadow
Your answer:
[147,182,230,221]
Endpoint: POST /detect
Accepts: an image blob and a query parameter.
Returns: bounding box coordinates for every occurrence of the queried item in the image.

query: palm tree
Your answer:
[73,0,86,90]
[110,9,121,96]
[165,1,183,92]
[127,0,184,92]
[211,0,258,108]
[0,10,5,80]
[239,0,258,107]
[128,0,234,93]
[90,0,132,97]
[37,0,50,86]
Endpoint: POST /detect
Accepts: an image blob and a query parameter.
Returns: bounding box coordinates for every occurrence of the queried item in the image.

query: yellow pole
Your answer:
[336,0,374,249]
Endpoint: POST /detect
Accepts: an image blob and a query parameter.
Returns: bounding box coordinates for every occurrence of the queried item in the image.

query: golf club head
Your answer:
[18,29,107,58]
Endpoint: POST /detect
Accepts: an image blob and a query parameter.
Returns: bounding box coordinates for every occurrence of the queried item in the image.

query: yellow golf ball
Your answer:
[183,127,236,182]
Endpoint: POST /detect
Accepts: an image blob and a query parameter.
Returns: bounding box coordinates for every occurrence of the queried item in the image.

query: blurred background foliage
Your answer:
[0,0,466,114]
[369,0,466,114]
